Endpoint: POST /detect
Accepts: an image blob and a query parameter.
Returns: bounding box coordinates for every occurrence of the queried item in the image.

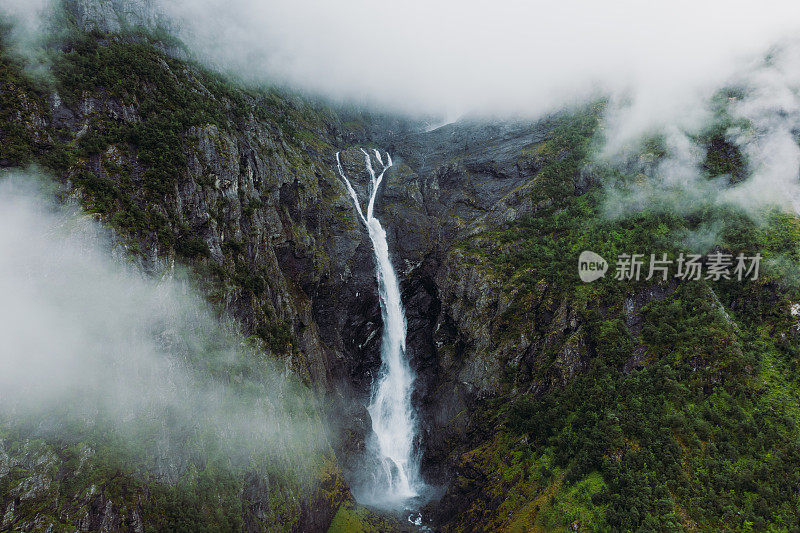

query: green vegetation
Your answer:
[701,122,748,184]
[4,17,800,533]
[493,279,800,531]
[0,25,52,166]
[0,25,332,352]
[449,107,800,531]
[699,90,751,184]
[0,27,348,531]
[54,34,236,199]
[328,503,403,532]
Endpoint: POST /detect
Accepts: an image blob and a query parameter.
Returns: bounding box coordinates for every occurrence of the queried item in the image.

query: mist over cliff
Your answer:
[5,0,800,216]
[4,0,800,119]
[4,1,800,531]
[0,170,324,486]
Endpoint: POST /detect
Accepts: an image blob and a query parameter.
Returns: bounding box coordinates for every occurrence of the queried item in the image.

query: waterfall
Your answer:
[335,149,421,505]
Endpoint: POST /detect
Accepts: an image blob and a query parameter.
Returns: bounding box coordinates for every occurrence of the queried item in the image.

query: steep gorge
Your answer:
[0,20,589,526]
[5,5,800,532]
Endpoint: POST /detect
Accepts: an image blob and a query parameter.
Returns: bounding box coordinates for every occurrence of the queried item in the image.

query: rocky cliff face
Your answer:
[0,18,373,530]
[5,4,800,532]
[61,0,169,35]
[356,118,601,491]
[0,19,596,524]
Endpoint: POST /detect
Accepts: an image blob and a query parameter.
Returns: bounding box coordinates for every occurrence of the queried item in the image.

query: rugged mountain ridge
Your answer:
[4,4,800,531]
[0,18,597,526]
[0,17,369,530]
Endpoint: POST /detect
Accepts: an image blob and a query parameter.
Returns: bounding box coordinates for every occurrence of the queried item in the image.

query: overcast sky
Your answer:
[163,0,800,121]
[4,0,800,123]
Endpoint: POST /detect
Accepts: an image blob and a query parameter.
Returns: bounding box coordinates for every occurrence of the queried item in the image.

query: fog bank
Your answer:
[0,172,322,478]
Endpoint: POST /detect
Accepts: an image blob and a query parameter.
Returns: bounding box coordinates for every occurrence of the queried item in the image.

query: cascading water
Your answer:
[335,148,423,507]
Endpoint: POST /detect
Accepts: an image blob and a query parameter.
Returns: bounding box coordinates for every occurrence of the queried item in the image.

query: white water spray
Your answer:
[336,149,421,505]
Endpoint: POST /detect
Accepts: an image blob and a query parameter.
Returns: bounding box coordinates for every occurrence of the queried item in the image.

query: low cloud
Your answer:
[5,1,800,236]
[7,0,800,123]
[161,0,800,122]
[0,172,323,479]
[601,37,800,224]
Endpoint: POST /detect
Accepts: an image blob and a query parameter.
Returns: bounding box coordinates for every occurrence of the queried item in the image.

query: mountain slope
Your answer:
[3,6,800,532]
[374,107,800,531]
